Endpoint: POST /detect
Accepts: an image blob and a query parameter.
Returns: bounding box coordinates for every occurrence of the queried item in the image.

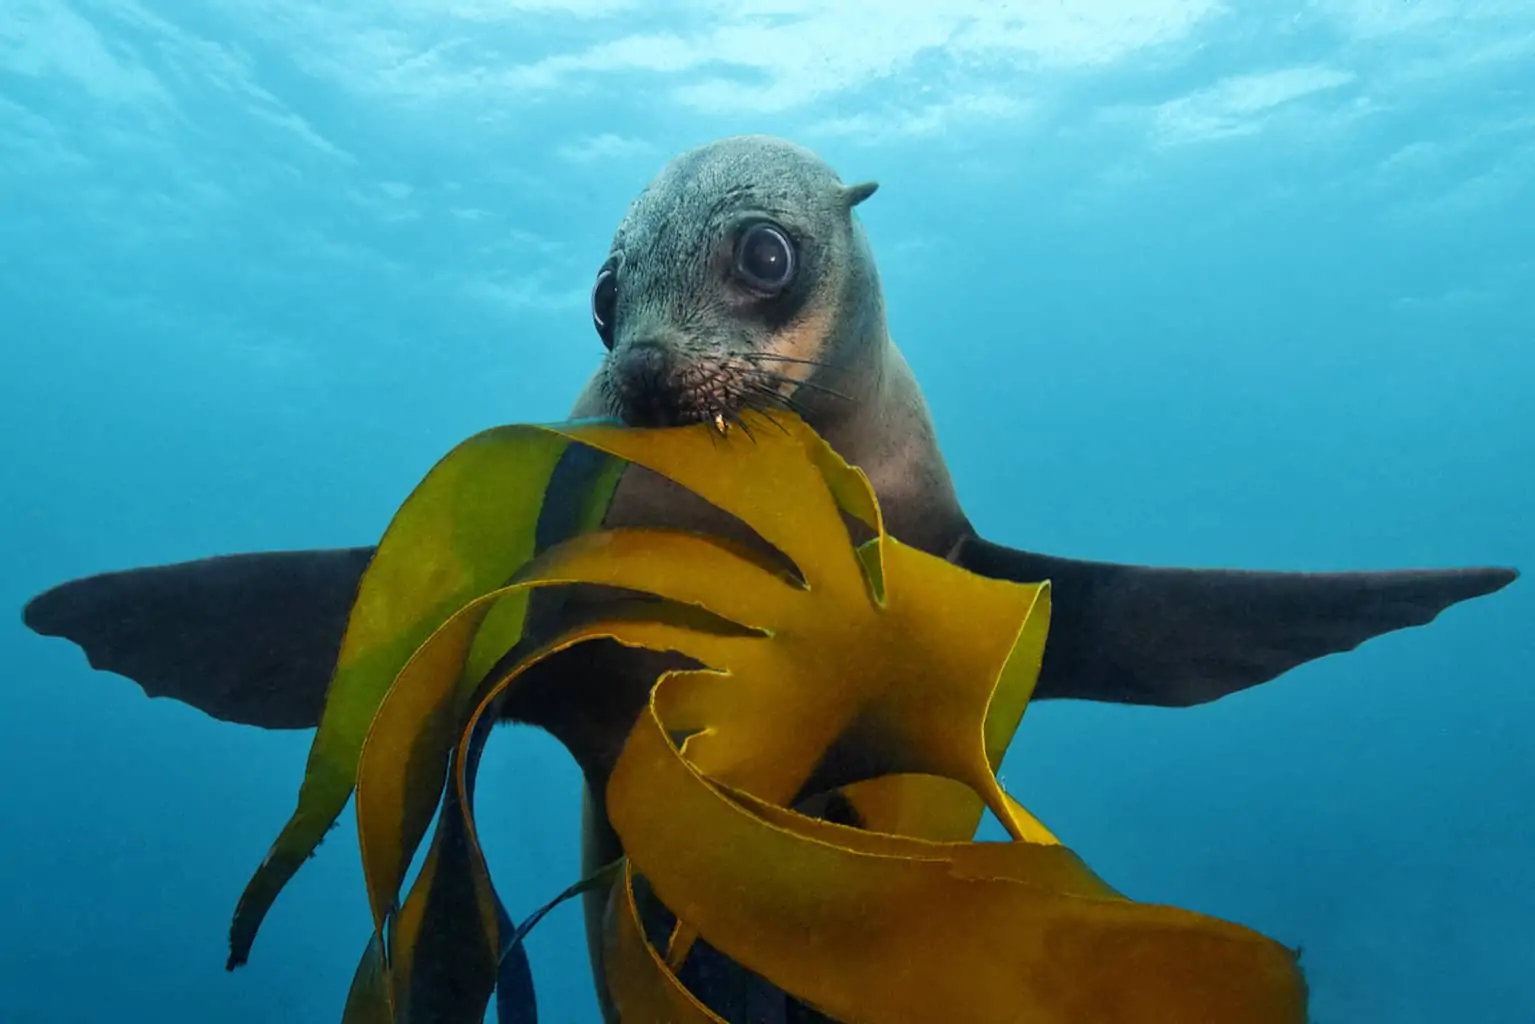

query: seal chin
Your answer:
[618,395,709,429]
[616,386,737,430]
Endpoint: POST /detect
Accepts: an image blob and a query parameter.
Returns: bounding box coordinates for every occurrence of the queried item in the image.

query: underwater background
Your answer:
[1,2,1530,1022]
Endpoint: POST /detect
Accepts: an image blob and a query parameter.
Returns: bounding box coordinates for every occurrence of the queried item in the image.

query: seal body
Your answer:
[20,136,1518,1024]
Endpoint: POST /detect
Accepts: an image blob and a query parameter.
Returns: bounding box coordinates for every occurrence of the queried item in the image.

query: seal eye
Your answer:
[733,223,796,294]
[591,267,617,349]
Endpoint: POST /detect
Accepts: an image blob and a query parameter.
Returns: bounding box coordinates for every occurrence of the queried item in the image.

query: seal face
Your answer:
[589,135,879,431]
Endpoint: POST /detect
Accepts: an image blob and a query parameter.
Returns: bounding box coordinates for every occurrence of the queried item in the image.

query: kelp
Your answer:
[229,409,1309,1023]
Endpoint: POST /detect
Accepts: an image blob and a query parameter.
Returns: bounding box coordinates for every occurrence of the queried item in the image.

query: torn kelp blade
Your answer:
[605,678,1309,1024]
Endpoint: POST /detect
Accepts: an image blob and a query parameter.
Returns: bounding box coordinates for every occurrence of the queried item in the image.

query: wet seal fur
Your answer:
[22,135,1519,1023]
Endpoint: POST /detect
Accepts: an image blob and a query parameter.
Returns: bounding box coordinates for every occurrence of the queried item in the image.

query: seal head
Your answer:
[590,135,880,432]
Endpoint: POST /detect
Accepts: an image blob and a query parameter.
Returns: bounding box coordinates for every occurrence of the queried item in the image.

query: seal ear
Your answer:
[841,181,878,208]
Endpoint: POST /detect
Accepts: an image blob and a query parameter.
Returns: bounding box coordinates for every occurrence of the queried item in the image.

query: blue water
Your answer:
[2,4,1530,1022]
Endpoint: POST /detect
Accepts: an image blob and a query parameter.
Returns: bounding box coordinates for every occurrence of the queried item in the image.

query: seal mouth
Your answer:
[607,346,819,432]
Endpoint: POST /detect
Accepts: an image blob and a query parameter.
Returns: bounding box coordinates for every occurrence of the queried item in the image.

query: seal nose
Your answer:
[616,341,668,385]
[613,341,678,426]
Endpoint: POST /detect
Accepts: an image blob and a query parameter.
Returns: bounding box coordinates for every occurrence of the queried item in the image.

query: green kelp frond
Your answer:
[233,409,1309,1023]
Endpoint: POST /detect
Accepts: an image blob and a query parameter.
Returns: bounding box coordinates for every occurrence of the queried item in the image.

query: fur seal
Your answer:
[21,135,1518,1022]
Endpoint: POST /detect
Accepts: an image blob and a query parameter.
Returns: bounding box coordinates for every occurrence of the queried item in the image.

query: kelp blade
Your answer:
[369,607,755,1024]
[373,735,502,1024]
[355,600,506,940]
[232,429,626,969]
[606,862,729,1024]
[229,427,582,966]
[246,409,1307,1023]
[550,416,883,609]
[341,933,392,1024]
[490,487,1048,841]
[356,443,625,952]
[607,677,1309,1023]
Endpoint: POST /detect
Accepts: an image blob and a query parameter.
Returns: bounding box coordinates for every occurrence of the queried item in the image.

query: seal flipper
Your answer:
[21,547,375,729]
[952,535,1518,707]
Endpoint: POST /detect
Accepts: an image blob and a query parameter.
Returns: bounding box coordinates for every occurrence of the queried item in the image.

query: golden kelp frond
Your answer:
[229,429,613,969]
[237,408,1308,1023]
[606,680,1306,1022]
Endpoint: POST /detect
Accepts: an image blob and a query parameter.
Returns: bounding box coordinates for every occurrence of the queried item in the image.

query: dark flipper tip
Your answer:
[954,534,1519,708]
[20,548,374,730]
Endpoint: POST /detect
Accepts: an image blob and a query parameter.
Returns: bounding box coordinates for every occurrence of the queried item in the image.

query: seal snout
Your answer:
[612,341,683,427]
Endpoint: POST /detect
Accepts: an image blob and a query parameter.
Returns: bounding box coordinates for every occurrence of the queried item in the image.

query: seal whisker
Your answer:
[736,388,795,436]
[757,410,793,436]
[753,370,854,404]
[730,409,758,443]
[742,353,832,367]
[744,382,816,422]
[742,353,847,375]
